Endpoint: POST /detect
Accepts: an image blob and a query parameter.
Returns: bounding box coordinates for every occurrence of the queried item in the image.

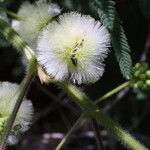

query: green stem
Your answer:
[0,6,24,20]
[59,82,146,150]
[0,16,37,150]
[95,82,129,104]
[56,114,84,150]
[56,81,129,150]
[0,59,37,150]
[0,18,35,61]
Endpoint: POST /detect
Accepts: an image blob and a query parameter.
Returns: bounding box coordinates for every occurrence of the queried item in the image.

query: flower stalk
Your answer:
[95,81,129,104]
[56,114,84,150]
[58,82,146,150]
[56,81,129,149]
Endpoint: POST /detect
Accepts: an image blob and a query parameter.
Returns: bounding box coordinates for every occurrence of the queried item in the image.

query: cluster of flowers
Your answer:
[0,0,111,145]
[130,63,150,90]
[12,0,110,84]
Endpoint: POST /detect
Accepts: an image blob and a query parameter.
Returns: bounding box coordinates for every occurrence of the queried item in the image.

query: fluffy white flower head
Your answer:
[37,12,110,84]
[12,0,61,49]
[0,82,33,132]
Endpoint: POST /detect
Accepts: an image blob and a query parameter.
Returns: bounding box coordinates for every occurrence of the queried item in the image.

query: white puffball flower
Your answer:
[12,0,61,49]
[0,82,34,132]
[37,12,110,84]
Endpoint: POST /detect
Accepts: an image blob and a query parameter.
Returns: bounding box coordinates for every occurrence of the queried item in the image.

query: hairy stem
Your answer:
[59,82,146,150]
[0,59,37,150]
[56,81,129,149]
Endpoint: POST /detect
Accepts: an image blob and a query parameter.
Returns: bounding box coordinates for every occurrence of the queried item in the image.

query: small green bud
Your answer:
[134,70,141,77]
[135,63,141,69]
[133,83,139,89]
[146,80,150,86]
[146,70,150,78]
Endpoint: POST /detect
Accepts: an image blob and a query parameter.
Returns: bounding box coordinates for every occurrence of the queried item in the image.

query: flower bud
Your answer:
[146,80,150,87]
[133,83,139,89]
[134,70,141,77]
[146,70,150,78]
[135,63,141,69]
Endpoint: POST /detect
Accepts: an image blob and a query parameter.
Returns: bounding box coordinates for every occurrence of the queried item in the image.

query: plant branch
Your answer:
[103,86,130,112]
[0,59,37,150]
[95,82,129,104]
[58,82,146,150]
[56,81,129,149]
[56,114,84,150]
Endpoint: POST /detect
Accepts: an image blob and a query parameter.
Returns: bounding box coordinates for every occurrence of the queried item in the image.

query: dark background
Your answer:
[0,0,150,149]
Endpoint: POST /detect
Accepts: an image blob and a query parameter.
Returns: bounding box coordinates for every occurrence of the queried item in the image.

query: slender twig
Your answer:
[0,60,37,150]
[95,82,129,104]
[103,86,130,112]
[56,81,129,150]
[56,114,84,150]
[91,118,104,150]
[59,82,146,150]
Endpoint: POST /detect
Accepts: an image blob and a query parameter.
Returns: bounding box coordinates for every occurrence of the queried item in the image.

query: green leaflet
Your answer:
[92,0,133,79]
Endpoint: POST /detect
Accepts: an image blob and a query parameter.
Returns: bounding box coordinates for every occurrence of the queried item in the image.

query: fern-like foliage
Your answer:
[92,0,133,79]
